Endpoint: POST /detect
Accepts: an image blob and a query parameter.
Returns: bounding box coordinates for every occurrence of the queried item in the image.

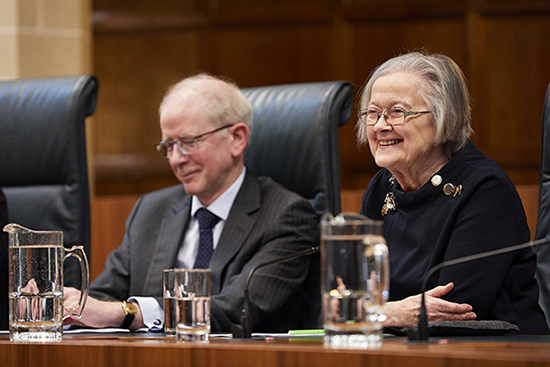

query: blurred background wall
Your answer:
[90,0,550,196]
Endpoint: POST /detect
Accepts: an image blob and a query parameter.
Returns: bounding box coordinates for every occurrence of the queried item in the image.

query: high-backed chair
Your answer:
[0,189,9,329]
[535,82,550,329]
[239,81,354,330]
[0,75,99,289]
[242,80,354,217]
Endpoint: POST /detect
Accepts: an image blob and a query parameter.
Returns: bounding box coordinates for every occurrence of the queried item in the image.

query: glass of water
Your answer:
[163,269,211,342]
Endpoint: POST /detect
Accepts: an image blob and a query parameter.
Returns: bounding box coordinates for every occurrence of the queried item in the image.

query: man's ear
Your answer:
[229,122,249,158]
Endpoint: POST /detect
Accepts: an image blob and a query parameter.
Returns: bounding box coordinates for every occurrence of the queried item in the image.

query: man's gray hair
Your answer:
[160,73,253,133]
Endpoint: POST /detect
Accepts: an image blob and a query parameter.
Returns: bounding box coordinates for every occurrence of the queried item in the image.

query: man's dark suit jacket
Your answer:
[89,171,321,332]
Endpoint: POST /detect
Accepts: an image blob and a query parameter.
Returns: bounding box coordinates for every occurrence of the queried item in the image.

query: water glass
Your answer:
[163,269,211,342]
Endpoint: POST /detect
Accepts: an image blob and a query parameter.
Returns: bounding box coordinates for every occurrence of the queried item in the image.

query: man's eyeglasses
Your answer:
[359,108,431,126]
[155,124,234,158]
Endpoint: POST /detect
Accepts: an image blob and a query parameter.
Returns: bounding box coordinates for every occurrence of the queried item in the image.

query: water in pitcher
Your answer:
[5,223,89,342]
[9,292,63,341]
[9,245,64,341]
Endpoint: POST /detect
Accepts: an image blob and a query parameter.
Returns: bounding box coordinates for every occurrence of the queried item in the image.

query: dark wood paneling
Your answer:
[477,17,550,154]
[213,25,335,87]
[211,0,334,25]
[343,0,467,20]
[91,0,550,195]
[466,12,550,184]
[93,32,204,154]
[90,195,137,280]
[93,0,204,15]
[476,0,550,16]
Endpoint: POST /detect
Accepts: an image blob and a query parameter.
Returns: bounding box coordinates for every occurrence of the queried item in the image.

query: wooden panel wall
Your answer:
[91,0,550,195]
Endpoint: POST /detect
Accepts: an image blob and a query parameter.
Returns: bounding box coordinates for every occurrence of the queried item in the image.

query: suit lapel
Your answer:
[143,194,191,296]
[209,172,260,294]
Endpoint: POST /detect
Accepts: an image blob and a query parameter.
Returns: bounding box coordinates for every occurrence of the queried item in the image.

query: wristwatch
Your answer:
[121,301,138,329]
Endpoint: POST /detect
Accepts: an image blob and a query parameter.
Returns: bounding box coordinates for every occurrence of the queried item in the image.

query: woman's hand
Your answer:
[384,282,476,327]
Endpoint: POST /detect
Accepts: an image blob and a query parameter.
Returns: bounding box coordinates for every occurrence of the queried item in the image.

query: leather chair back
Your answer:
[535,82,550,328]
[241,81,354,329]
[0,189,8,329]
[242,80,354,217]
[0,75,99,288]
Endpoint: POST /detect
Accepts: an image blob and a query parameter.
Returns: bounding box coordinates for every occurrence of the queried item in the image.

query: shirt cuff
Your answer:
[129,296,164,331]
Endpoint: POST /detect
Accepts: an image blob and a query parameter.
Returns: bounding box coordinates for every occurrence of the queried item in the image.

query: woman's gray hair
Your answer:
[160,73,253,133]
[356,52,472,158]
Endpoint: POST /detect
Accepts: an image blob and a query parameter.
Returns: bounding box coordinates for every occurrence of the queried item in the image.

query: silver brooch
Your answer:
[382,192,397,216]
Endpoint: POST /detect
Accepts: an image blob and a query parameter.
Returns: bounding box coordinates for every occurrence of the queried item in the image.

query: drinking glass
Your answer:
[163,269,211,342]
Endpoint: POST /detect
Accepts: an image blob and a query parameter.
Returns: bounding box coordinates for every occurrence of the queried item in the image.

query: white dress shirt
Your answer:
[132,167,246,331]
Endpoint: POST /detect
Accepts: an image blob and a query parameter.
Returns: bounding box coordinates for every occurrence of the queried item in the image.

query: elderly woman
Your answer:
[357,51,548,334]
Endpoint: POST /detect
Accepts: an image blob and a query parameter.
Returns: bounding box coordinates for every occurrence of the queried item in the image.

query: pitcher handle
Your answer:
[62,245,90,319]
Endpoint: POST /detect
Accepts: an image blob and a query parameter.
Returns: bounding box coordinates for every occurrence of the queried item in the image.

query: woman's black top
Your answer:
[361,140,549,334]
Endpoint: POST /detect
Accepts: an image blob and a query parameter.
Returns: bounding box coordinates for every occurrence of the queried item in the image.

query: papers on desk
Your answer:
[65,327,131,334]
[0,327,131,335]
[210,330,325,340]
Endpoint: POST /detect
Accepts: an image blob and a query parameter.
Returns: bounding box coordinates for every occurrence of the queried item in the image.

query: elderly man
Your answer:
[65,74,319,333]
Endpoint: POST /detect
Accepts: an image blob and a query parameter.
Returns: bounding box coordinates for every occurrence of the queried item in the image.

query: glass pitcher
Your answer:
[4,223,89,341]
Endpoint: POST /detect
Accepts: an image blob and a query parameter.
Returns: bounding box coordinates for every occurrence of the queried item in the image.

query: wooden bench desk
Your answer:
[2,333,550,367]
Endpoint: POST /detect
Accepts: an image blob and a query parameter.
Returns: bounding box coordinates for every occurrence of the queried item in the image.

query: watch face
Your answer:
[125,302,138,314]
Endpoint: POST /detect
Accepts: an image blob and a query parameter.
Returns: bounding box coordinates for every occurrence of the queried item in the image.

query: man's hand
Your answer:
[63,287,145,330]
[384,282,476,327]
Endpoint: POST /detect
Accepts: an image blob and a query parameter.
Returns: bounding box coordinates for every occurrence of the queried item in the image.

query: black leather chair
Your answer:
[242,80,354,217]
[240,81,354,330]
[535,82,550,329]
[0,189,9,330]
[0,75,99,290]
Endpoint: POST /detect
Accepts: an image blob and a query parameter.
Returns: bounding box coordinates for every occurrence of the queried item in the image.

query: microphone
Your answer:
[231,245,320,339]
[409,236,550,342]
